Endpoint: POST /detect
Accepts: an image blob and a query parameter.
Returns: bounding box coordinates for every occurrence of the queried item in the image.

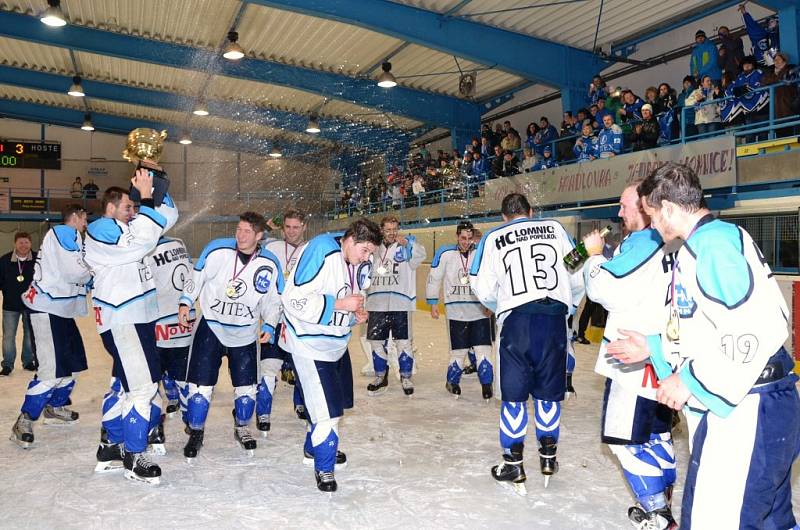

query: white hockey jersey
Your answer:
[584,228,679,399]
[646,217,790,418]
[280,233,372,362]
[426,244,485,321]
[84,196,179,333]
[148,237,195,349]
[264,239,306,281]
[366,236,425,312]
[470,217,575,325]
[22,224,91,318]
[179,238,283,348]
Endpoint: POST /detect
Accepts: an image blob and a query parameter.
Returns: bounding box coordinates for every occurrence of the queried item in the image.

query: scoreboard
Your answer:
[0,141,62,169]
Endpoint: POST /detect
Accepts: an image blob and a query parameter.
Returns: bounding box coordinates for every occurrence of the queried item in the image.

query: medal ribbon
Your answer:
[231,247,257,284]
[285,241,300,273]
[458,247,471,277]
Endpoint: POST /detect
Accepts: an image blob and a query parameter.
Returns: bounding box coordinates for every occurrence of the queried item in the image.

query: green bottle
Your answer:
[563,225,612,270]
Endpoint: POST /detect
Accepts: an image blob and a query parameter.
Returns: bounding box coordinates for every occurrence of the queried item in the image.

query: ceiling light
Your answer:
[305,114,320,134]
[222,31,245,61]
[80,113,94,131]
[67,75,84,97]
[269,146,282,158]
[377,61,397,88]
[40,0,67,27]
[179,133,192,145]
[192,101,209,116]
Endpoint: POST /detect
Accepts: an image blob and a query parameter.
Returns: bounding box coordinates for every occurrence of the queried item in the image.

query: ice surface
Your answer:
[0,312,797,529]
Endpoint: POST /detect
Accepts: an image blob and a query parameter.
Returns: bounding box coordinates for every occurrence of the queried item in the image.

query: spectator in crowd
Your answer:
[763,51,799,137]
[575,108,590,128]
[630,104,661,151]
[593,98,613,129]
[494,123,504,146]
[644,87,660,113]
[501,150,520,177]
[470,137,480,155]
[480,124,494,146]
[501,129,521,152]
[690,29,721,83]
[740,3,780,66]
[525,123,539,154]
[491,145,505,178]
[368,182,380,209]
[677,75,698,138]
[730,55,767,141]
[522,148,536,172]
[502,120,520,140]
[605,86,625,123]
[391,180,403,209]
[532,145,558,171]
[587,75,608,106]
[561,111,578,137]
[0,232,36,375]
[534,117,558,158]
[657,83,678,111]
[686,75,723,136]
[718,25,745,77]
[619,90,644,122]
[559,112,578,161]
[480,136,492,157]
[469,151,488,181]
[597,114,623,158]
[82,178,99,199]
[412,174,425,202]
[70,177,83,199]
[574,123,598,162]
[418,144,430,162]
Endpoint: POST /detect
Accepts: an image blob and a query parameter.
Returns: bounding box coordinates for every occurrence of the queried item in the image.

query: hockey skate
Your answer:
[462,363,477,376]
[165,399,180,416]
[146,422,166,456]
[95,428,123,472]
[481,383,493,401]
[367,372,388,396]
[256,414,271,437]
[627,506,677,529]
[446,382,461,398]
[491,445,527,496]
[281,367,296,385]
[234,425,257,456]
[42,405,79,425]
[539,436,559,488]
[10,413,34,449]
[400,376,414,396]
[123,450,161,485]
[294,404,307,421]
[315,470,338,493]
[565,374,577,400]
[303,449,348,470]
[183,428,204,461]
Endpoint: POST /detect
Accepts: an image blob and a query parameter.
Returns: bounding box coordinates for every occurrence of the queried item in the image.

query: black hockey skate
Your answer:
[256,414,271,437]
[367,371,388,396]
[400,376,414,396]
[183,428,204,460]
[147,421,166,456]
[294,404,307,421]
[491,444,527,496]
[481,383,493,400]
[565,373,577,400]
[281,367,296,386]
[627,506,677,529]
[539,436,559,488]
[42,404,79,425]
[165,400,180,416]
[462,363,477,376]
[303,449,348,470]
[123,450,161,485]
[235,425,257,456]
[10,412,34,449]
[446,382,461,397]
[315,470,338,493]
[95,427,123,473]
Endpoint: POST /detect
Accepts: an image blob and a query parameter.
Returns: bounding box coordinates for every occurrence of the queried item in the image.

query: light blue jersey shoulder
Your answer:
[601,228,663,278]
[194,238,236,270]
[52,224,80,251]
[294,233,342,287]
[431,244,458,268]
[87,217,123,245]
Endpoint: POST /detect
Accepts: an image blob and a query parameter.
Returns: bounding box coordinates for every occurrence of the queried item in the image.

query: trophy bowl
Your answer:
[122,128,168,164]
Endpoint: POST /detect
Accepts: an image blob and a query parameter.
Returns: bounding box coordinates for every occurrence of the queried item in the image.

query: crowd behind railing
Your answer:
[331,7,799,219]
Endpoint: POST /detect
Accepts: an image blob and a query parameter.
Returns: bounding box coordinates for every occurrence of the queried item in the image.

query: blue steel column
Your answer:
[778,4,800,64]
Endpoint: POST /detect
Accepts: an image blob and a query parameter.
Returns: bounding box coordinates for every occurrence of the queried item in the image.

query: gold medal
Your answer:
[16,275,24,282]
[283,270,290,279]
[376,266,387,275]
[225,284,237,298]
[666,307,680,342]
[460,276,469,285]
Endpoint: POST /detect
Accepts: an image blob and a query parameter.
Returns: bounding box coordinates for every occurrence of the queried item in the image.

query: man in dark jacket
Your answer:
[718,25,744,77]
[1,232,37,375]
[491,145,504,178]
[630,104,661,151]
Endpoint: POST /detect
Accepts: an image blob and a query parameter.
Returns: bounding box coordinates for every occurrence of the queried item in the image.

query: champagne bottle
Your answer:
[271,214,283,227]
[563,225,612,270]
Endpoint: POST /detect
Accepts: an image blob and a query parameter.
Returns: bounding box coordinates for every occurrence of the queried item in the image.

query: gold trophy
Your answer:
[122,128,170,205]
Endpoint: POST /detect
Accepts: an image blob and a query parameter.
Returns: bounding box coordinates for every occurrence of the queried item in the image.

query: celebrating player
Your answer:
[11,204,91,448]
[257,209,307,435]
[582,183,679,528]
[470,193,576,493]
[608,163,800,529]
[365,216,426,396]
[426,221,493,399]
[178,212,283,460]
[85,170,179,485]
[280,218,379,492]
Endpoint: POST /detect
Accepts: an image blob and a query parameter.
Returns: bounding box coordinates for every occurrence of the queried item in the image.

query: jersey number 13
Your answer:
[503,243,558,295]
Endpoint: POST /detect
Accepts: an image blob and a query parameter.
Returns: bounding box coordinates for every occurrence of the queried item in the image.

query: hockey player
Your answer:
[565,265,586,399]
[146,235,194,453]
[257,209,307,435]
[365,216,426,396]
[582,184,678,529]
[470,193,577,492]
[608,163,800,529]
[426,221,493,399]
[280,218,380,492]
[85,171,179,485]
[178,212,283,460]
[11,204,91,449]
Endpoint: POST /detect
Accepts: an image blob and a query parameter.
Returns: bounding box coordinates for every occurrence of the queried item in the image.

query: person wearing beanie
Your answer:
[630,104,660,151]
[691,28,721,83]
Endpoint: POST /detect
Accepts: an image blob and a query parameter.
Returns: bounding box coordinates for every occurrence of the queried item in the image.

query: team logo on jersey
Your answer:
[253,266,274,294]
[393,247,405,262]
[357,262,372,290]
[172,263,189,291]
[227,278,248,299]
[674,283,697,318]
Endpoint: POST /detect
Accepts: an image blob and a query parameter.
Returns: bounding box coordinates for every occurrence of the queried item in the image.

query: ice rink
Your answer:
[0,311,798,529]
